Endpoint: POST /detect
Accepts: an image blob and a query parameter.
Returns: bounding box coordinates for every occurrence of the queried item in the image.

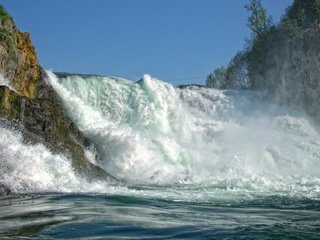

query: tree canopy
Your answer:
[206,0,320,119]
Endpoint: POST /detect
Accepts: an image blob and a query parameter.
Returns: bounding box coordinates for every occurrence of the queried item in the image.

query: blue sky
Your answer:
[1,0,292,85]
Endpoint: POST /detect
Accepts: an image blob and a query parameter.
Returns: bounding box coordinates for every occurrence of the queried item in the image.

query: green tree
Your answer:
[285,0,320,30]
[226,51,250,89]
[245,0,273,38]
[206,66,227,89]
[244,0,274,89]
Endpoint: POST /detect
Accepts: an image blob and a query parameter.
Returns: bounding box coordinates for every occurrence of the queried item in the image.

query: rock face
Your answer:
[0,6,39,98]
[0,5,111,191]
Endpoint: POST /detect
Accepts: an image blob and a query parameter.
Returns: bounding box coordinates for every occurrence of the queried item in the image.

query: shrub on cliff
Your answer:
[0,4,39,98]
[246,0,320,118]
[207,0,320,119]
[0,4,112,186]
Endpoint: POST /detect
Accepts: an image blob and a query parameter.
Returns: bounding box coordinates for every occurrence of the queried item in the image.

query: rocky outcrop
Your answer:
[0,5,111,188]
[0,6,39,98]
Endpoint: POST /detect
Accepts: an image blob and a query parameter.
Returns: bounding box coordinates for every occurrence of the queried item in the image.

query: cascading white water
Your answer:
[0,74,16,92]
[44,71,320,195]
[0,70,319,196]
[0,74,9,87]
[0,122,118,193]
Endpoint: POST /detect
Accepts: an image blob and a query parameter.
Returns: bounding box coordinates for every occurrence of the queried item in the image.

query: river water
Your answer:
[0,72,319,239]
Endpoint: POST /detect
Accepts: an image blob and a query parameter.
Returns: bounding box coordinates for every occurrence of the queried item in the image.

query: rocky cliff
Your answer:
[0,5,111,194]
[0,6,39,98]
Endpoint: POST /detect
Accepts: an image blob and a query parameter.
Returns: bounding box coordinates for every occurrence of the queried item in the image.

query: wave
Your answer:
[0,119,117,193]
[0,70,319,198]
[42,71,320,197]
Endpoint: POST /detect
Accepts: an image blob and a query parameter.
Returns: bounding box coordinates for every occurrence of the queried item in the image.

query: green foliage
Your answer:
[0,4,17,57]
[245,0,273,38]
[245,0,320,118]
[285,0,320,29]
[280,18,300,38]
[206,0,272,90]
[206,66,227,89]
[0,86,22,120]
[226,51,250,89]
[206,51,250,90]
[207,0,320,118]
[0,28,14,48]
[0,4,14,26]
[244,0,275,89]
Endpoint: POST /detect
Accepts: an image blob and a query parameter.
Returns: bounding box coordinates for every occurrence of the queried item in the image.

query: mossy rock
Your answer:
[0,5,114,191]
[0,86,21,119]
[0,4,39,98]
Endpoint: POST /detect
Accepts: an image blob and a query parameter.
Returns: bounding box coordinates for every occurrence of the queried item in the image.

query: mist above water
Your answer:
[42,71,320,197]
[0,70,319,198]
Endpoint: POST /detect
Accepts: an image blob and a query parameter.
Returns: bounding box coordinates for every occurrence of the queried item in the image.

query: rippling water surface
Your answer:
[1,73,320,239]
[1,187,320,239]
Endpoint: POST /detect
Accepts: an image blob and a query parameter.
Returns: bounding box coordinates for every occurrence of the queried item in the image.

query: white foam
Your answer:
[0,124,122,194]
[0,74,17,92]
[45,71,320,198]
[0,74,9,87]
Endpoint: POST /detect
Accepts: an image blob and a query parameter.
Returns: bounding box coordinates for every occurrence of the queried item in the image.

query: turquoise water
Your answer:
[1,188,320,239]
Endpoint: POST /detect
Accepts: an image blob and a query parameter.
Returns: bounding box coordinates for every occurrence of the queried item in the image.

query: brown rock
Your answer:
[0,5,113,195]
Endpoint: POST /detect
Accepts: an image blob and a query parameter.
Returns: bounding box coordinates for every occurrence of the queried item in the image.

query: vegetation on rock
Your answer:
[0,4,111,188]
[0,5,39,99]
[206,0,320,119]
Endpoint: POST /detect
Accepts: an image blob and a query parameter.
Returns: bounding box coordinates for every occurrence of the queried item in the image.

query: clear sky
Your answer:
[1,0,292,85]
